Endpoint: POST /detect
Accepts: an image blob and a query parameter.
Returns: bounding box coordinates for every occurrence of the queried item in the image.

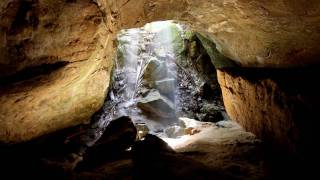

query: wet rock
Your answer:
[201,103,223,112]
[142,57,168,81]
[189,41,199,59]
[164,125,185,138]
[216,120,235,128]
[154,78,176,99]
[137,87,150,97]
[137,90,176,118]
[196,112,224,123]
[153,21,185,54]
[196,103,225,122]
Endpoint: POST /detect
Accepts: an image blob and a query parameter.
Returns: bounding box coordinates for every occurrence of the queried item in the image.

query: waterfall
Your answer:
[79,20,226,150]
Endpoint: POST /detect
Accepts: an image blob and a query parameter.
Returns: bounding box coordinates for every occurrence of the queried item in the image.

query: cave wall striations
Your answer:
[0,0,112,143]
[217,69,320,154]
[0,0,319,151]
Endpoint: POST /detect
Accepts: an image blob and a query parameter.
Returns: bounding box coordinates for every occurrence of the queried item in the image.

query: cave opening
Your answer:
[85,20,231,150]
[1,0,319,179]
[0,19,267,180]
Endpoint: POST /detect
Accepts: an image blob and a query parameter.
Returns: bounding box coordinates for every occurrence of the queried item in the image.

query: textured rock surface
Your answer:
[217,69,320,154]
[137,90,176,118]
[110,0,320,67]
[0,54,111,143]
[76,121,266,179]
[0,0,108,75]
[0,0,112,143]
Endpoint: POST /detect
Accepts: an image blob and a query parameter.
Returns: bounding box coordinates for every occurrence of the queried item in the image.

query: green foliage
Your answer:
[195,32,238,69]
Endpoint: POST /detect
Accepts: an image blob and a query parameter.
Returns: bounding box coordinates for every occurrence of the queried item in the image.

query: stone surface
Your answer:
[131,122,265,179]
[137,90,175,118]
[0,0,108,76]
[97,0,319,67]
[154,78,176,95]
[164,125,185,138]
[197,103,225,123]
[0,0,112,143]
[78,116,137,168]
[217,68,320,155]
[0,57,111,143]
[142,57,168,81]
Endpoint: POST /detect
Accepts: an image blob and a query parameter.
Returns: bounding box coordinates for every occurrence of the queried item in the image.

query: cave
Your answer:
[0,0,320,179]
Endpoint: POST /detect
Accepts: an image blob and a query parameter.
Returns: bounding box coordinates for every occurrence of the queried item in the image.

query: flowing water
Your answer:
[79,21,226,151]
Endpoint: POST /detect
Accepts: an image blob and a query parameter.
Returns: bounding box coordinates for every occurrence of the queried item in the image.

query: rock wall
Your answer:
[111,0,320,67]
[217,68,320,154]
[0,0,113,143]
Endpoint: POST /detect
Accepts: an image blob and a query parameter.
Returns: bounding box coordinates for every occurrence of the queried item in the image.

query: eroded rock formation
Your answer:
[217,68,320,154]
[0,0,319,158]
[0,0,112,143]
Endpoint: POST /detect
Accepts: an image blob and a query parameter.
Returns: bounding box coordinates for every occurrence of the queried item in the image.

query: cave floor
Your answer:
[2,119,310,179]
[72,120,267,180]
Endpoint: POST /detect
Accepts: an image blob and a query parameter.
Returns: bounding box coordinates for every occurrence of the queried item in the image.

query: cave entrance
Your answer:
[109,20,231,148]
[89,21,230,149]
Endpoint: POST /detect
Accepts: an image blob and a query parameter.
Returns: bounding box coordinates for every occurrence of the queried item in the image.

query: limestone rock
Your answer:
[154,78,176,96]
[142,57,168,81]
[137,90,176,118]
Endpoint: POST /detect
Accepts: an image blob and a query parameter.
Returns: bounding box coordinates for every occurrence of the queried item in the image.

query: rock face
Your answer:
[112,0,320,67]
[0,50,111,144]
[0,0,107,76]
[217,68,320,154]
[142,58,168,81]
[0,0,112,143]
[137,90,176,118]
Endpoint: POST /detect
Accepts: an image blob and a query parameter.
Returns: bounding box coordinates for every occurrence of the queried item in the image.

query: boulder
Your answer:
[164,125,185,138]
[154,78,176,96]
[196,103,225,123]
[142,57,168,82]
[137,90,176,118]
[82,116,137,159]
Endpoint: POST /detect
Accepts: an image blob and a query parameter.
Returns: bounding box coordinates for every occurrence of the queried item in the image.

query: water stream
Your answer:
[80,21,226,151]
